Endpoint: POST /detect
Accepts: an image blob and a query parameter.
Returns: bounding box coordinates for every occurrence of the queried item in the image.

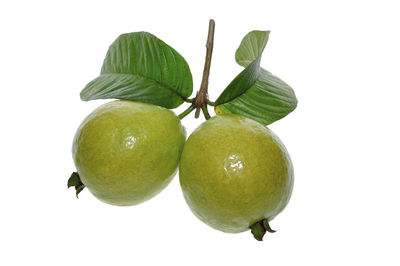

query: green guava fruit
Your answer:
[179,114,293,239]
[72,100,186,206]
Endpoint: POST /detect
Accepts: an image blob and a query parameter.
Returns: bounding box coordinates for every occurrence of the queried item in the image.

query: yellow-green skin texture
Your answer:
[179,114,293,233]
[72,100,186,206]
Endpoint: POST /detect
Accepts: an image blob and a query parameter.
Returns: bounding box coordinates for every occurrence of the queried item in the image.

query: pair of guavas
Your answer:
[72,100,293,235]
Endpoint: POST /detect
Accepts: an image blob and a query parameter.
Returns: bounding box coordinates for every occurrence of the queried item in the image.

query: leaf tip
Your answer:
[79,87,95,102]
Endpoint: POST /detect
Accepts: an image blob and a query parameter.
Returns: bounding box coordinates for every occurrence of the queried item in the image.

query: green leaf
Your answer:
[215,31,269,106]
[215,69,297,125]
[80,32,193,109]
[214,56,261,105]
[215,30,297,125]
[235,30,270,67]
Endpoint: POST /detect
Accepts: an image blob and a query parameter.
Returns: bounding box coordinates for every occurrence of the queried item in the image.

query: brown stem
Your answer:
[194,19,215,119]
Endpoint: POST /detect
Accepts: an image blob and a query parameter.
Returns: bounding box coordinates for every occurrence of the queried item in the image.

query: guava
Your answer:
[179,114,293,240]
[72,100,186,206]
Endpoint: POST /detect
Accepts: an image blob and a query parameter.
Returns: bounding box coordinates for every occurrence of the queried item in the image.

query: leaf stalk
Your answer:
[178,105,196,120]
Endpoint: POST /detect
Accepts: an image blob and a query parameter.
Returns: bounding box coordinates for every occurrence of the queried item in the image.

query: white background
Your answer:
[1,0,399,265]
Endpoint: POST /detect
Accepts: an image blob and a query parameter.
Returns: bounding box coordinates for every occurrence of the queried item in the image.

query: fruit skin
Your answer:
[179,114,293,233]
[72,100,186,206]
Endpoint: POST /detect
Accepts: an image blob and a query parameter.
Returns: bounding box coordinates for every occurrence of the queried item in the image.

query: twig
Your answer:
[194,19,215,119]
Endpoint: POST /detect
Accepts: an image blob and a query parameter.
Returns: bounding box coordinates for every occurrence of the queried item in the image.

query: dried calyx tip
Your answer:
[67,172,85,198]
[250,219,276,241]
